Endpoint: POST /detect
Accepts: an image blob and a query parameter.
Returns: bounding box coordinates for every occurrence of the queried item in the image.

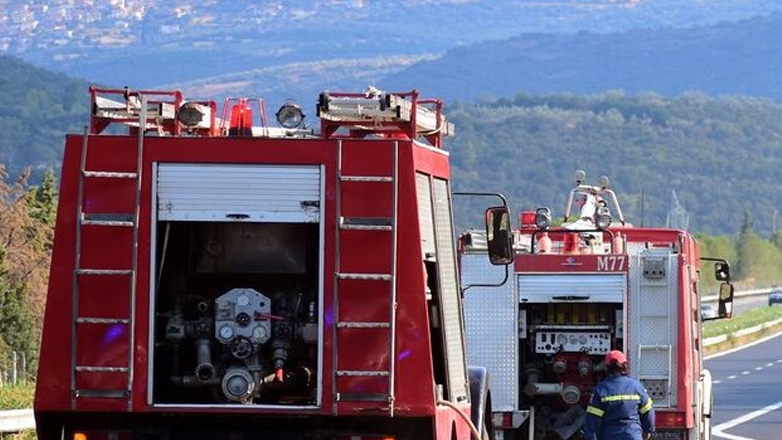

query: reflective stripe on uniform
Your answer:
[640,398,653,414]
[601,394,641,403]
[587,405,605,417]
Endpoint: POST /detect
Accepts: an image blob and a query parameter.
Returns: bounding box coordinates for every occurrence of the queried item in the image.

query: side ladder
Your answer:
[333,141,399,415]
[633,249,677,408]
[70,96,147,410]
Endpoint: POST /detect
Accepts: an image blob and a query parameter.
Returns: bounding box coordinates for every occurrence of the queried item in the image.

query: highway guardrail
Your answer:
[702,287,771,304]
[703,317,782,346]
[0,408,34,433]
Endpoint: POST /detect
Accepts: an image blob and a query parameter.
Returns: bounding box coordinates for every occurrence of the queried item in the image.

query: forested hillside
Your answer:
[385,12,782,102]
[5,56,782,236]
[447,92,782,235]
[0,56,86,175]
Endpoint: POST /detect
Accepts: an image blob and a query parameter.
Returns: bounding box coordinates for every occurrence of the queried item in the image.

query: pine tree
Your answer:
[27,167,57,252]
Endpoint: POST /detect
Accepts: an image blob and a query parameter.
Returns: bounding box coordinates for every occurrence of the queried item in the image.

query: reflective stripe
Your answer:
[587,405,605,417]
[601,393,641,402]
[640,398,653,414]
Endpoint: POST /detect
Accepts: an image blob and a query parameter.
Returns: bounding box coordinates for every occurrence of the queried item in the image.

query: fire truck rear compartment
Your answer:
[152,221,321,406]
[519,301,623,439]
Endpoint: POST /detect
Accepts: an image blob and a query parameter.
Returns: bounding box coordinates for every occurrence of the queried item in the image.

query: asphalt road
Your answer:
[704,295,770,317]
[706,330,782,440]
[733,296,772,316]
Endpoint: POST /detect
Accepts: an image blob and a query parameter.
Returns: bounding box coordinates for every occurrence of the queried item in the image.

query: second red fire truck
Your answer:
[459,172,734,440]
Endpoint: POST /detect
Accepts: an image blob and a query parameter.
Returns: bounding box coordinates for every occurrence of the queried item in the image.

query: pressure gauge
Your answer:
[579,335,588,345]
[556,334,568,345]
[569,335,578,345]
[219,325,234,340]
[253,325,268,343]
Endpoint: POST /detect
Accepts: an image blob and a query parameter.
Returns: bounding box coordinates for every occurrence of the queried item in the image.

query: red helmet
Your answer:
[605,350,627,365]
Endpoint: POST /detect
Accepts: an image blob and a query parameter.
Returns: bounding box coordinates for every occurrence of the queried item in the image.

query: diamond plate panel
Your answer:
[640,293,669,316]
[462,253,517,411]
[640,379,668,401]
[638,346,670,377]
[639,317,670,345]
[628,249,678,407]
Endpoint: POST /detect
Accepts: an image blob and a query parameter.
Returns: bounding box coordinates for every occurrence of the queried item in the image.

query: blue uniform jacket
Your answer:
[583,373,655,440]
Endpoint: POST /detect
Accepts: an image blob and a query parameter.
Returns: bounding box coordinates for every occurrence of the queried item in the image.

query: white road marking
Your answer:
[741,371,750,375]
[713,380,722,384]
[728,375,737,379]
[705,329,782,360]
[713,430,756,440]
[754,367,763,371]
[766,362,774,367]
[713,399,782,440]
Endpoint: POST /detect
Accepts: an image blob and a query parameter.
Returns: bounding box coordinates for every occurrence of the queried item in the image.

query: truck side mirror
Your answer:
[715,261,730,282]
[717,282,734,319]
[485,206,514,266]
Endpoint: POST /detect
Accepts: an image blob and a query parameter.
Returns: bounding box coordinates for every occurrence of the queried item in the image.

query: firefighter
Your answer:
[583,350,655,440]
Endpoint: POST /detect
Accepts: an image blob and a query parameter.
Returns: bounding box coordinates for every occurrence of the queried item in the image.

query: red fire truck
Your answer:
[459,172,734,440]
[34,86,495,440]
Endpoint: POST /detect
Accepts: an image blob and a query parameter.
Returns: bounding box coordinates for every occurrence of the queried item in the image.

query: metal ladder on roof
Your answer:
[70,96,147,410]
[332,140,399,416]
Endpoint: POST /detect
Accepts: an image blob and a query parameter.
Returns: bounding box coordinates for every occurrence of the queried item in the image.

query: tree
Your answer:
[0,165,56,375]
[28,168,57,228]
[695,233,737,292]
[733,213,782,287]
[0,243,37,377]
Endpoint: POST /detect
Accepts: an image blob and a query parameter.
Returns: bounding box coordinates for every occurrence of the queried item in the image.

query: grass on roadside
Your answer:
[0,384,35,410]
[1,430,37,440]
[702,305,782,338]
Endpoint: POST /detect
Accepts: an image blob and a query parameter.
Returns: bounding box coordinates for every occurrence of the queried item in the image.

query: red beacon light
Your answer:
[519,211,536,229]
[228,99,253,137]
[220,97,270,137]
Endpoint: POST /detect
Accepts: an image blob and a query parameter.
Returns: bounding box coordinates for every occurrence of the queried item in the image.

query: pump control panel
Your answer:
[534,331,611,354]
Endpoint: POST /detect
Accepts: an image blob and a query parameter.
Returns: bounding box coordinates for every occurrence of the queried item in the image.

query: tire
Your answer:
[482,392,493,440]
[468,367,492,440]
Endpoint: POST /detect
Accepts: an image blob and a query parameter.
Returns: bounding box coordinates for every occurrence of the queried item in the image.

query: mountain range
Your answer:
[383,12,782,102]
[5,0,782,102]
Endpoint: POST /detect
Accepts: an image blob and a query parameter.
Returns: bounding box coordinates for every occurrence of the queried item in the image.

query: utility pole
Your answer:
[640,188,645,227]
